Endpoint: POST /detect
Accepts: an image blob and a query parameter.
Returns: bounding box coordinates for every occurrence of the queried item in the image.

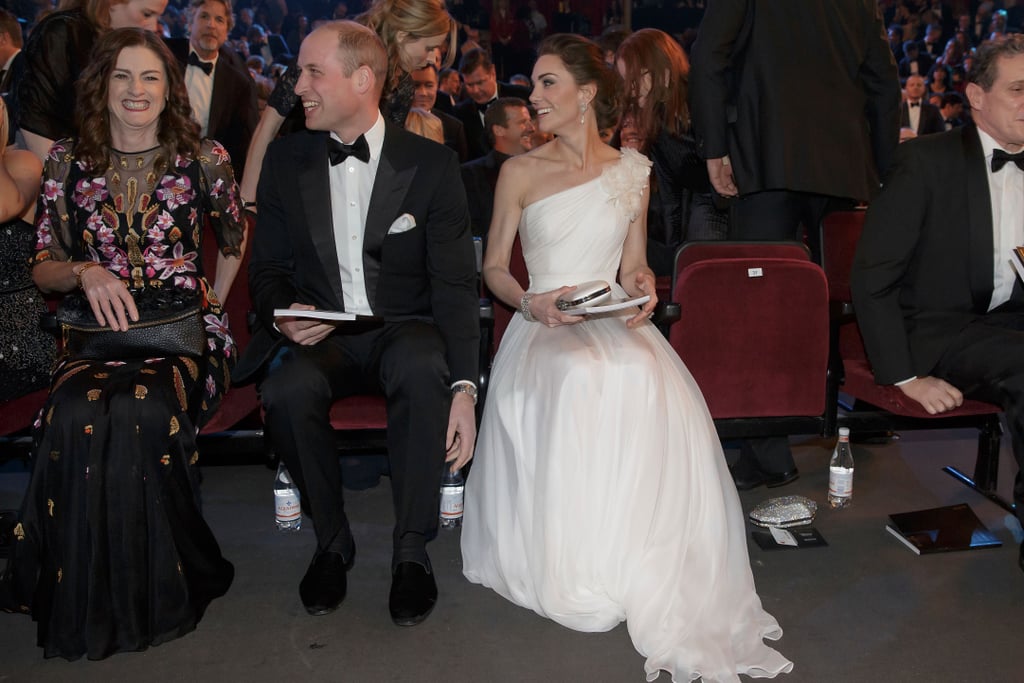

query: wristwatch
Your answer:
[451,383,478,405]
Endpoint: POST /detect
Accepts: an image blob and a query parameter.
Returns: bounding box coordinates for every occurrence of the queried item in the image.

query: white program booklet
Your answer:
[561,295,651,316]
[272,308,378,322]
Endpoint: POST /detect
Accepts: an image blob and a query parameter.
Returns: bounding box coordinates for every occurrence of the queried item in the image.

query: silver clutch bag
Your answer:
[748,495,818,528]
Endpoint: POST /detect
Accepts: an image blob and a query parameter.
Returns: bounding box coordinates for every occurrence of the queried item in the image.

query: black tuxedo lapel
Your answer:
[299,134,347,307]
[363,126,416,310]
[961,124,995,313]
[207,58,229,136]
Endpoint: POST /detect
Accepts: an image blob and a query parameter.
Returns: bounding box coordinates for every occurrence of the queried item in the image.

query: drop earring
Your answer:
[579,101,588,125]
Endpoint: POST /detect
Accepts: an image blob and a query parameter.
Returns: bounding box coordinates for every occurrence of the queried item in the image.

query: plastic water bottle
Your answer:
[274,462,302,531]
[440,467,465,529]
[828,427,854,509]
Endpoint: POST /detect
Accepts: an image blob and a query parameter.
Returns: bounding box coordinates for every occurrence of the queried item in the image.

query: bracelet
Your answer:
[242,200,257,213]
[73,261,102,290]
[520,292,535,322]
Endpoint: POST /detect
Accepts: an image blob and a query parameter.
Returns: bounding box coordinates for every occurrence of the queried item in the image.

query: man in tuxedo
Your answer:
[939,91,965,129]
[898,40,933,79]
[410,63,468,162]
[689,0,901,488]
[460,97,533,237]
[234,21,479,623]
[455,48,530,161]
[435,67,461,115]
[852,36,1024,575]
[171,0,259,180]
[901,74,945,136]
[0,8,23,147]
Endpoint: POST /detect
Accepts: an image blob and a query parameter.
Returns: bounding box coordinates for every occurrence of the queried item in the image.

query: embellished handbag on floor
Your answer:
[56,288,205,360]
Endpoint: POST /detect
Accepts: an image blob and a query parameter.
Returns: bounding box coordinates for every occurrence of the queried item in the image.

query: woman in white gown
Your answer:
[460,34,793,682]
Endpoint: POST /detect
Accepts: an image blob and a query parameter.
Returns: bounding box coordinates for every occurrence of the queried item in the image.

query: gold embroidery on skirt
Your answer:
[189,451,199,465]
[84,424,93,435]
[13,522,24,541]
[141,368,158,375]
[182,357,199,380]
[160,454,170,466]
[86,389,101,401]
[47,499,54,517]
[94,372,109,379]
[169,416,180,436]
[52,362,92,393]
[173,367,188,411]
[46,405,54,425]
[49,450,59,461]
[134,385,148,399]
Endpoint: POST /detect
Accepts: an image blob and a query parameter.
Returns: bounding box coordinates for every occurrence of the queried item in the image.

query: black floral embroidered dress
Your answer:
[1,139,244,660]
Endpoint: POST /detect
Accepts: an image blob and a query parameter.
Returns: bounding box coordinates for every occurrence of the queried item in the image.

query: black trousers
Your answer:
[259,321,451,567]
[932,307,1024,521]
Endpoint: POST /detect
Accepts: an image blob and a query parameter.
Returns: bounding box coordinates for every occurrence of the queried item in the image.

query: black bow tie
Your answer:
[187,52,214,76]
[991,148,1024,172]
[328,135,370,165]
[909,101,920,107]
[478,97,497,113]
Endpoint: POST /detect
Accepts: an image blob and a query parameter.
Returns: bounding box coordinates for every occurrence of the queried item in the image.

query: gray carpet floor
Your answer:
[1,427,1022,682]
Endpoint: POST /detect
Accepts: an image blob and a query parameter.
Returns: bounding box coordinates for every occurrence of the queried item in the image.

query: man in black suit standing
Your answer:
[171,0,259,180]
[234,21,479,623]
[455,48,530,161]
[689,0,901,488]
[460,96,533,237]
[901,74,945,136]
[853,36,1024,575]
[410,62,468,162]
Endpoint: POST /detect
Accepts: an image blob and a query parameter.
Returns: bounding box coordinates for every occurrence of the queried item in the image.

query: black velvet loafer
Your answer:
[765,468,800,488]
[299,550,353,616]
[389,561,437,626]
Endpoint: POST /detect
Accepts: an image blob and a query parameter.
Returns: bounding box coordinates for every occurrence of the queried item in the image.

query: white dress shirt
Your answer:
[185,51,216,137]
[978,127,1024,311]
[330,112,386,316]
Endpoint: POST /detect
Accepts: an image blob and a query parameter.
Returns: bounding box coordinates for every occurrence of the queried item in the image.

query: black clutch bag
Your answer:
[56,288,205,360]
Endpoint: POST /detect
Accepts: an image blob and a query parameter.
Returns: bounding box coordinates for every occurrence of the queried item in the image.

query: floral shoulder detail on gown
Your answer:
[600,148,652,223]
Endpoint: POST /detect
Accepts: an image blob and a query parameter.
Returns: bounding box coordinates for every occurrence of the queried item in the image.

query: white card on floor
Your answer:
[769,526,798,546]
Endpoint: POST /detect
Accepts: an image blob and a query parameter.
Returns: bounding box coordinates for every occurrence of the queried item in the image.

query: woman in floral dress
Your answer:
[1,28,244,660]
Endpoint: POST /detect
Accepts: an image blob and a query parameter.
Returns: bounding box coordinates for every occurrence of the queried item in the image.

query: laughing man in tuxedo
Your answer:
[233,21,479,623]
[853,36,1024,575]
[454,47,530,161]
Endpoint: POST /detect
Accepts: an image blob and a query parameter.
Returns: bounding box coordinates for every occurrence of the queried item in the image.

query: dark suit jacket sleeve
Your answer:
[425,150,480,384]
[688,0,750,159]
[850,142,929,384]
[859,0,902,178]
[248,139,299,334]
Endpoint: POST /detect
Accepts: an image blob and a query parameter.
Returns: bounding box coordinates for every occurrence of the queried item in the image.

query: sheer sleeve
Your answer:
[31,140,76,266]
[266,60,300,118]
[17,11,96,141]
[199,139,245,258]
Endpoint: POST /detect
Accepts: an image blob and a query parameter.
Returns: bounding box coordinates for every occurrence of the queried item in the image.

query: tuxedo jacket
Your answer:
[454,81,531,161]
[460,149,510,237]
[900,100,945,136]
[167,40,259,180]
[434,108,469,162]
[234,123,479,385]
[689,0,900,201]
[852,123,998,384]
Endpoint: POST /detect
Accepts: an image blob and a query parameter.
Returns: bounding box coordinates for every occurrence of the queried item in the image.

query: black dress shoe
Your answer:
[299,550,353,616]
[765,468,800,488]
[389,561,437,626]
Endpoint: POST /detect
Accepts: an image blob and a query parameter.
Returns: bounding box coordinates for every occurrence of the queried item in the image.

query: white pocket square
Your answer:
[387,213,417,235]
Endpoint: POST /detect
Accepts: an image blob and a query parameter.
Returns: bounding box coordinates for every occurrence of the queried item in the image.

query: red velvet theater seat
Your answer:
[668,242,831,439]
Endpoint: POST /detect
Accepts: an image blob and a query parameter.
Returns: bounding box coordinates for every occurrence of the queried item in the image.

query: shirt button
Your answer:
[349,200,356,206]
[355,267,361,272]
[348,167,354,173]
[351,235,357,241]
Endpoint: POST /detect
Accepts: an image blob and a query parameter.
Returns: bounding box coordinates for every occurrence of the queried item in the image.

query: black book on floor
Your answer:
[886,503,1002,555]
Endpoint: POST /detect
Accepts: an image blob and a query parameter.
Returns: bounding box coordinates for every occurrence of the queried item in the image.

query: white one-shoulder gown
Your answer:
[461,149,793,683]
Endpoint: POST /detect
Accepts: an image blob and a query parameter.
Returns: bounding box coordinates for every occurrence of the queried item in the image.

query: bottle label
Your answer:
[275,490,301,522]
[828,466,854,498]
[440,485,464,519]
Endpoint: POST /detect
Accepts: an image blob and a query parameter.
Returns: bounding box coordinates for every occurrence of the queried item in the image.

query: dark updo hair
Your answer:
[538,33,622,133]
